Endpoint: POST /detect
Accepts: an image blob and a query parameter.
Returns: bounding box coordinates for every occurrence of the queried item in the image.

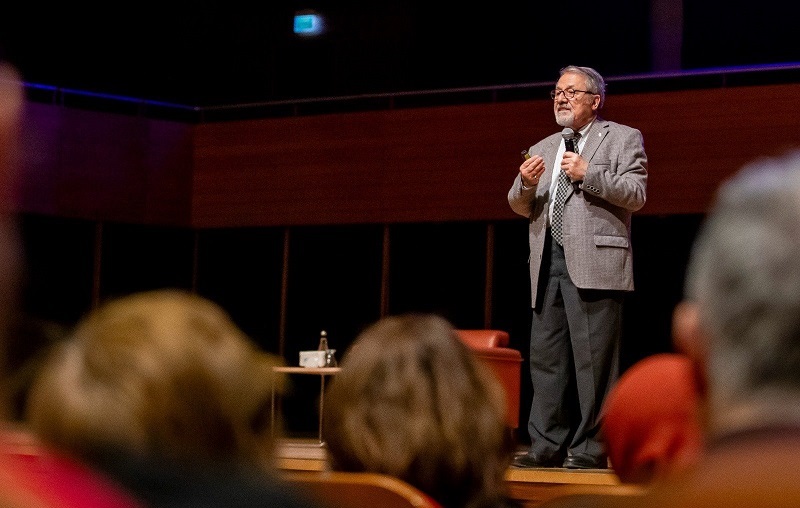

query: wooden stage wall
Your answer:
[14,83,800,227]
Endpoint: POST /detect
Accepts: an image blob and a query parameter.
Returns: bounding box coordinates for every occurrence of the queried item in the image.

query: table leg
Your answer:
[318,374,326,445]
[271,371,277,439]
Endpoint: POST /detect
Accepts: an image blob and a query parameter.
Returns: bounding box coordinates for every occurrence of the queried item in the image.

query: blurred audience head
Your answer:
[0,56,148,508]
[322,313,512,508]
[0,58,24,393]
[609,154,800,508]
[601,353,704,484]
[674,148,800,439]
[25,289,284,470]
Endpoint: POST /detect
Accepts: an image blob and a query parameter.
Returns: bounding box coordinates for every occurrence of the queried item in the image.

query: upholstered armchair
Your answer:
[455,329,523,430]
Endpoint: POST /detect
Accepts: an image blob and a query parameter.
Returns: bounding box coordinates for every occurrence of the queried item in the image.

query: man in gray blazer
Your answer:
[508,65,648,469]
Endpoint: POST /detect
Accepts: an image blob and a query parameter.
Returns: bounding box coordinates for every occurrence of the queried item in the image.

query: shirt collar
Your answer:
[576,117,595,138]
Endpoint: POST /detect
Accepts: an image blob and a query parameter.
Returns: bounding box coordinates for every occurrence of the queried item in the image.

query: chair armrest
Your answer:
[456,329,510,349]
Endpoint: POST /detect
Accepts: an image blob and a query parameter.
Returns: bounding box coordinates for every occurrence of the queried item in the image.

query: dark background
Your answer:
[1,1,798,106]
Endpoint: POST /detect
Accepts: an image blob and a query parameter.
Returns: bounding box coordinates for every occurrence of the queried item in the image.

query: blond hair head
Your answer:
[26,289,283,469]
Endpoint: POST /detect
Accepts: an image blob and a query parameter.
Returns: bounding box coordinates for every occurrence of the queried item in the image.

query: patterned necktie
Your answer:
[551,134,580,246]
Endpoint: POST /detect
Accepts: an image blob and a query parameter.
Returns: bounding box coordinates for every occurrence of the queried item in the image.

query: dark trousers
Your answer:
[527,230,622,461]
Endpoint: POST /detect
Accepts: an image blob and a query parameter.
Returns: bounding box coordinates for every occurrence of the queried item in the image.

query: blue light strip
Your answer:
[23,82,197,111]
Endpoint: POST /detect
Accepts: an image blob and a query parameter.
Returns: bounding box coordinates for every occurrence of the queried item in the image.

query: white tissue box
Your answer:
[299,350,327,368]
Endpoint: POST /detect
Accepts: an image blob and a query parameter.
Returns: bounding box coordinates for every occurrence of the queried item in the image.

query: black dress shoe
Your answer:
[562,455,608,469]
[511,453,561,469]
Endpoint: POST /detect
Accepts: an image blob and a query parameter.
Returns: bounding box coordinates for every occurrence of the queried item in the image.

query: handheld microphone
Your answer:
[561,128,577,153]
[561,127,582,193]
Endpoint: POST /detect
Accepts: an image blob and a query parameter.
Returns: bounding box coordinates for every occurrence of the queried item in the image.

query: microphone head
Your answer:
[561,127,576,140]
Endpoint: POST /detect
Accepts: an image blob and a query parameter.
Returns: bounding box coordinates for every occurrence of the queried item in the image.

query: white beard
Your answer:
[555,110,574,127]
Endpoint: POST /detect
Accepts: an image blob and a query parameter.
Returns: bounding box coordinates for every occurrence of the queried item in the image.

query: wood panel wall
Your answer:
[17,103,193,225]
[15,83,800,226]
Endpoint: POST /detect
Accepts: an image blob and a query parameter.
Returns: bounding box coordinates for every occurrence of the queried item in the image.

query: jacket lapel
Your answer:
[580,117,609,162]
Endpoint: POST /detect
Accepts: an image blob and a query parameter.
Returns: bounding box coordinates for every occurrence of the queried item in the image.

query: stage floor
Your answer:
[276,439,645,508]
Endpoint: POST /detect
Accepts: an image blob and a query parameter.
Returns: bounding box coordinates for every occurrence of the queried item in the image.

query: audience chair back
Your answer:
[455,329,522,429]
[282,471,443,508]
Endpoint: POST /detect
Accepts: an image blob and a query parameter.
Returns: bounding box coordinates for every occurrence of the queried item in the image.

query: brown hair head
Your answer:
[323,313,512,508]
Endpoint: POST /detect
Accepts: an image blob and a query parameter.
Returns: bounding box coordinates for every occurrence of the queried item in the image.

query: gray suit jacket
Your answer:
[508,117,648,305]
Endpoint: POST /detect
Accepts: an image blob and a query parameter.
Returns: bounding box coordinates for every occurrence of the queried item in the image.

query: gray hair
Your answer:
[560,65,606,108]
[684,149,800,413]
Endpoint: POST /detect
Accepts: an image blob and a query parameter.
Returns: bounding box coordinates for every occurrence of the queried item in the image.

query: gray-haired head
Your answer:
[684,149,800,422]
[560,65,606,108]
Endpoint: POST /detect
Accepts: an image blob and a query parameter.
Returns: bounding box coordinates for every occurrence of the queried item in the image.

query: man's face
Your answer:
[553,71,600,130]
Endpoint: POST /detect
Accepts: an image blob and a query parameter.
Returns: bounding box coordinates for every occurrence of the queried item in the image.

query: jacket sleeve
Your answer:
[581,126,648,212]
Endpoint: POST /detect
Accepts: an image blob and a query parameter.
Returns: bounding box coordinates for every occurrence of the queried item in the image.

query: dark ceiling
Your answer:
[1,1,798,107]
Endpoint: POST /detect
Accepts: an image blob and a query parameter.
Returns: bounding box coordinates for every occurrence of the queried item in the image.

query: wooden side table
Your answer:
[271,366,341,446]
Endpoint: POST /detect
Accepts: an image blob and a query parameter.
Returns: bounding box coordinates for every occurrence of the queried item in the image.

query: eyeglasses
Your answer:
[550,88,593,100]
